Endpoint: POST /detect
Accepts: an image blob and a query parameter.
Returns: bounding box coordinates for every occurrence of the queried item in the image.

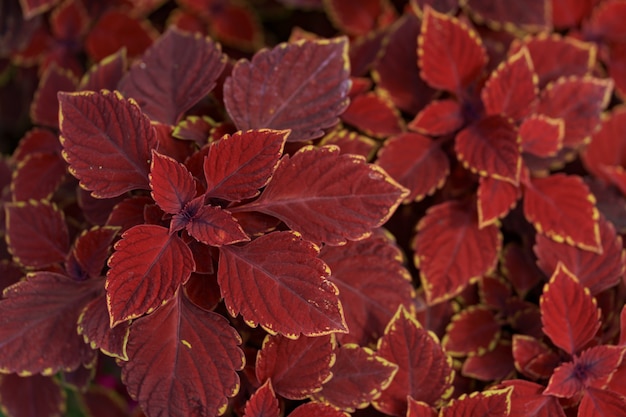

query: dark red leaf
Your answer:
[349,27,386,77]
[540,263,601,355]
[70,226,119,280]
[204,129,288,201]
[5,200,69,268]
[0,261,22,293]
[106,224,195,326]
[311,344,398,412]
[520,115,564,157]
[325,0,394,36]
[58,90,157,198]
[149,150,196,214]
[122,290,244,417]
[501,244,541,298]
[578,387,626,417]
[218,231,346,337]
[78,386,129,417]
[119,27,226,125]
[455,116,522,185]
[411,0,459,14]
[12,128,61,162]
[288,403,349,417]
[523,174,601,253]
[243,380,279,417]
[408,99,464,136]
[50,0,88,41]
[477,176,521,227]
[207,2,264,51]
[462,340,515,381]
[172,115,214,147]
[78,294,130,360]
[239,146,407,246]
[440,387,513,417]
[106,196,153,233]
[374,307,454,416]
[552,0,595,29]
[418,6,487,93]
[512,334,560,379]
[545,361,585,398]
[30,63,78,128]
[78,189,125,226]
[319,128,377,159]
[406,398,438,417]
[500,379,565,417]
[0,272,100,375]
[584,0,626,43]
[256,334,335,400]
[19,0,59,18]
[414,200,502,305]
[223,37,350,142]
[341,91,404,138]
[608,42,626,98]
[582,106,626,183]
[443,306,500,356]
[183,202,249,246]
[79,49,127,92]
[0,374,64,417]
[12,152,67,202]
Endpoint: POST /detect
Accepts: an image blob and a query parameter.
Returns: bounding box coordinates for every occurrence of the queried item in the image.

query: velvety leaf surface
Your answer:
[376,133,449,202]
[78,294,130,360]
[204,129,288,201]
[500,379,565,417]
[374,307,454,416]
[79,49,127,91]
[256,334,335,400]
[408,99,464,136]
[577,387,626,417]
[414,200,501,304]
[519,115,564,157]
[149,150,196,214]
[106,224,195,326]
[119,27,226,125]
[440,387,513,417]
[464,0,549,30]
[0,373,65,417]
[341,92,404,138]
[223,37,350,142]
[418,6,487,93]
[540,263,601,355]
[243,380,279,417]
[12,152,67,202]
[122,290,244,417]
[30,64,77,128]
[0,272,100,375]
[5,200,69,268]
[311,344,398,412]
[241,146,407,245]
[523,174,601,253]
[180,202,249,246]
[58,90,157,198]
[443,306,500,356]
[319,233,414,345]
[70,226,119,280]
[218,231,346,337]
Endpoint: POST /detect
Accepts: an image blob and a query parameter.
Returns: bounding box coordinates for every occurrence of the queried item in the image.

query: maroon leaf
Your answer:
[106,224,195,326]
[12,152,67,202]
[341,91,405,138]
[58,90,157,198]
[149,150,196,214]
[462,340,515,381]
[70,226,119,280]
[512,335,560,379]
[122,290,244,417]
[289,403,349,417]
[319,128,377,159]
[500,379,565,417]
[582,106,626,183]
[106,196,153,233]
[464,0,549,31]
[443,306,500,357]
[12,128,61,162]
[578,387,626,417]
[218,231,346,337]
[324,0,394,36]
[79,49,127,91]
[119,27,226,125]
[78,294,130,360]
[406,398,437,417]
[50,0,88,41]
[182,201,249,246]
[223,37,350,142]
[0,374,64,417]
[78,386,129,417]
[204,129,288,201]
[256,334,335,400]
[30,63,78,128]
[440,387,513,417]
[5,200,69,268]
[0,272,100,375]
[243,380,279,417]
[238,146,407,246]
[584,0,626,43]
[477,176,521,227]
[19,0,59,18]
[519,115,564,157]
[408,99,464,136]
[540,263,601,355]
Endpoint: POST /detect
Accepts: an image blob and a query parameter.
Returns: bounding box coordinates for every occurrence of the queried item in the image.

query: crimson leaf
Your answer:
[149,150,196,214]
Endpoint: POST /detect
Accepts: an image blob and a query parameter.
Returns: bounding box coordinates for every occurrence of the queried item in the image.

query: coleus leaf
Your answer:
[58,90,157,198]
[79,49,127,92]
[439,387,513,417]
[340,91,405,138]
[311,344,398,412]
[512,335,560,379]
[499,379,565,417]
[374,306,454,416]
[122,289,244,417]
[519,114,564,157]
[584,0,626,43]
[50,0,88,42]
[288,403,349,417]
[319,128,377,159]
[578,387,626,417]
[523,173,601,253]
[12,152,67,202]
[78,385,130,417]
[69,226,119,280]
[78,294,130,360]
[19,0,59,19]
[463,0,549,31]
[218,231,347,337]
[552,0,595,29]
[582,106,626,182]
[175,199,249,246]
[442,306,501,357]
[0,374,65,417]
[408,99,464,136]
[255,333,335,400]
[418,6,487,93]
[462,339,515,381]
[243,380,279,417]
[324,0,395,36]
[106,224,195,326]
[0,272,100,375]
[237,145,407,246]
[477,176,521,228]
[30,63,78,128]
[414,199,502,305]
[119,27,226,125]
[149,150,196,214]
[540,263,601,355]
[406,398,437,417]
[223,37,350,142]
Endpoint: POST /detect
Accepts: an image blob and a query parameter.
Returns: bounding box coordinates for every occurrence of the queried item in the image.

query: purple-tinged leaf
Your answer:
[149,150,196,214]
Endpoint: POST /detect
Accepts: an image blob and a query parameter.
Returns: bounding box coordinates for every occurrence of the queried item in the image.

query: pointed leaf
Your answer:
[341,91,404,138]
[50,0,88,41]
[223,37,350,142]
[443,306,500,357]
[477,176,521,228]
[407,99,464,136]
[540,263,601,355]
[374,306,454,416]
[70,226,119,280]
[240,145,407,246]
[58,90,157,198]
[324,0,394,36]
[12,152,67,202]
[512,335,560,379]
[578,387,626,417]
[520,115,564,157]
[204,129,288,201]
[149,150,196,214]
[106,224,195,326]
[418,6,487,93]
[243,380,280,417]
[500,379,565,417]
[256,334,335,400]
[30,64,78,128]
[464,0,549,31]
[79,49,127,91]
[440,387,513,417]
[184,202,249,246]
[218,231,346,337]
[122,290,244,417]
[0,374,65,417]
[119,27,226,125]
[78,294,130,360]
[407,398,437,417]
[414,200,502,305]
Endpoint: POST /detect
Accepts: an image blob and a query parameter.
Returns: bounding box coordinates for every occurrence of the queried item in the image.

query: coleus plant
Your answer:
[0,1,626,417]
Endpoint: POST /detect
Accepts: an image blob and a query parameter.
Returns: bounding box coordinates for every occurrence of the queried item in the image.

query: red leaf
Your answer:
[585,0,626,44]
[243,380,280,417]
[106,196,153,233]
[540,263,601,355]
[30,63,78,128]
[376,133,449,203]
[582,106,626,182]
[578,387,626,417]
[501,243,542,297]
[204,129,288,201]
[418,6,487,93]
[149,150,196,214]
[19,0,59,18]
[325,0,392,36]
[256,334,335,400]
[407,398,437,417]
[5,200,69,268]
[311,344,398,412]
[223,37,350,142]
[520,115,564,157]
[13,128,61,162]
[477,176,521,227]
[408,99,464,136]
[12,152,67,202]
[70,226,119,280]
[319,233,415,345]
[500,379,565,417]
[455,115,522,185]
[106,225,195,326]
[481,47,538,121]
[207,3,264,51]
[545,361,585,398]
[0,272,100,375]
[78,386,129,417]
[119,27,226,125]
[523,174,601,253]
[512,334,560,379]
[172,115,214,147]
[182,201,249,246]
[552,0,595,29]
[443,306,500,356]
[239,146,407,246]
[288,403,349,417]
[464,0,549,31]
[79,49,127,91]
[374,306,454,416]
[341,92,404,138]
[218,231,346,337]
[0,374,64,417]
[414,200,501,305]
[440,387,513,417]
[462,340,515,381]
[50,0,88,41]
[319,128,377,159]
[58,90,157,198]
[122,290,244,417]
[78,294,130,360]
